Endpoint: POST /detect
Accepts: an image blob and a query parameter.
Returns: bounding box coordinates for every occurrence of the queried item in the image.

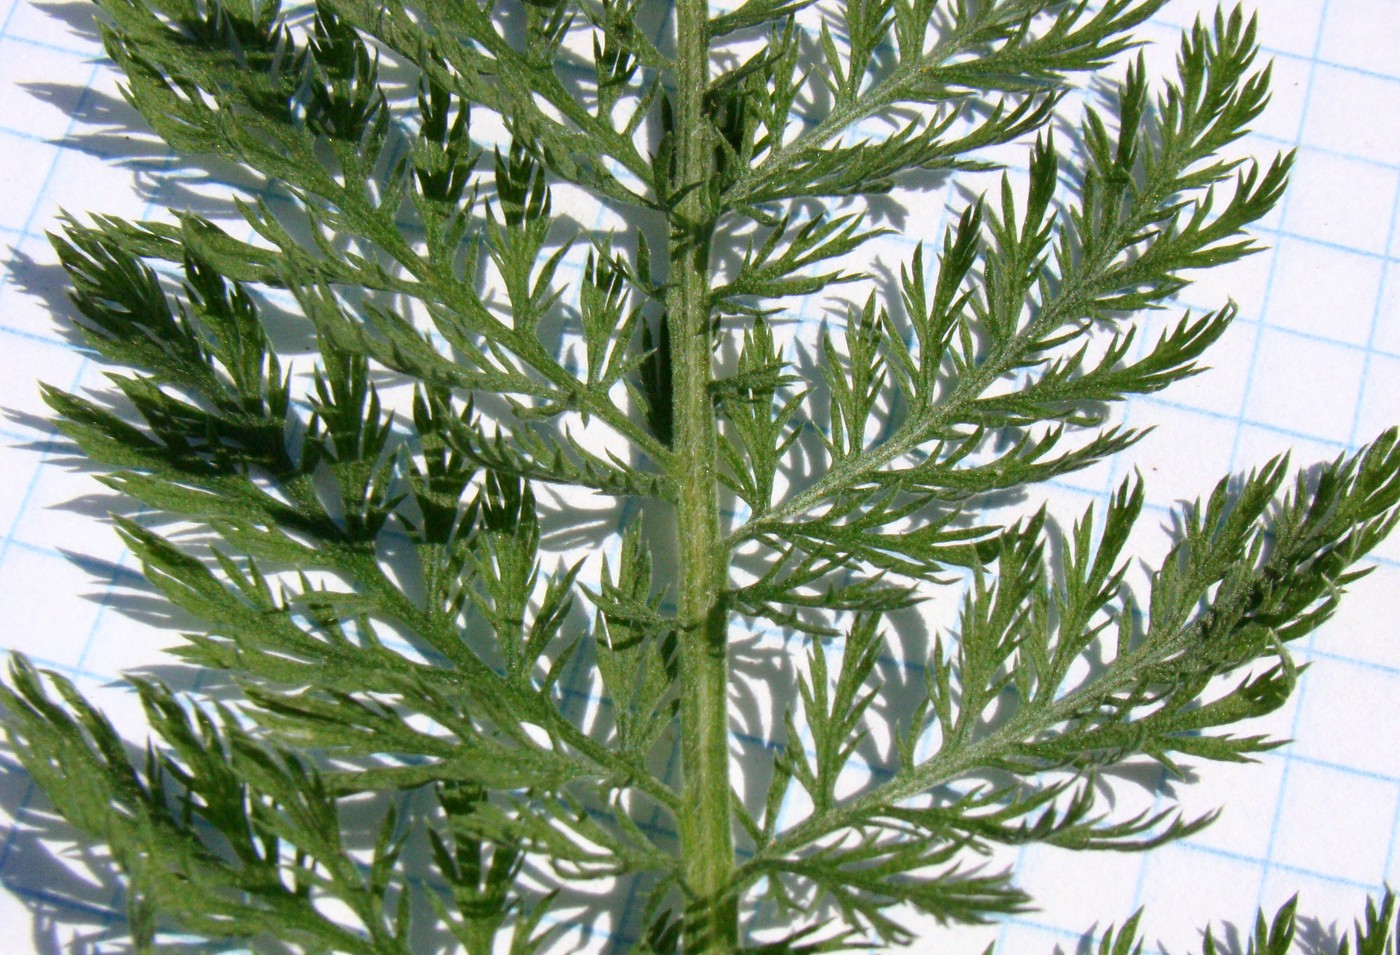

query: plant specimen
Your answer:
[4,0,1399,951]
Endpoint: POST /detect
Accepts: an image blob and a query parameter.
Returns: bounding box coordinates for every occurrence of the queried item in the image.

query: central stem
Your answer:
[668,0,735,950]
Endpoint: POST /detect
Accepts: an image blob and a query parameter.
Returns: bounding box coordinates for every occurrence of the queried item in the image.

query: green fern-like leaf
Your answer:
[2,0,1397,952]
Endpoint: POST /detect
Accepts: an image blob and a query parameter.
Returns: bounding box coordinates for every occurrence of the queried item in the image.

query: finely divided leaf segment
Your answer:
[3,0,1398,952]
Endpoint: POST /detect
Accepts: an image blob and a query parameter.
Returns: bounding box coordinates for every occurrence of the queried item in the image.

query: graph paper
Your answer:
[2,0,1399,951]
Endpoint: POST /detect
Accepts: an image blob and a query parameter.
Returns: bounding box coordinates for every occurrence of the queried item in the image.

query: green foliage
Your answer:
[1094,891,1400,955]
[3,0,1398,951]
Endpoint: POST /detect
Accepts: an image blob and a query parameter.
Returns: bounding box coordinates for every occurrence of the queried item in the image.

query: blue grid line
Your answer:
[0,32,89,56]
[0,322,86,349]
[1264,52,1400,87]
[1250,219,1400,264]
[5,12,1400,126]
[1175,837,1388,892]
[0,883,123,923]
[1258,748,1400,789]
[0,0,26,42]
[1346,145,1400,454]
[1349,108,1400,894]
[1136,393,1364,447]
[4,652,147,686]
[0,122,85,146]
[0,244,101,887]
[1247,0,1340,919]
[1305,646,1400,680]
[992,0,1400,948]
[0,25,175,920]
[996,836,1396,955]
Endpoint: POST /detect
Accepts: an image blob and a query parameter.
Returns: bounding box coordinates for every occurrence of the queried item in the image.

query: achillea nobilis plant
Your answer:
[5,0,1400,951]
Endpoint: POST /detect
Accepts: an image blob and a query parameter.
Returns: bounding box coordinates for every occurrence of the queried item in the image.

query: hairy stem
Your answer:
[669,0,736,949]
